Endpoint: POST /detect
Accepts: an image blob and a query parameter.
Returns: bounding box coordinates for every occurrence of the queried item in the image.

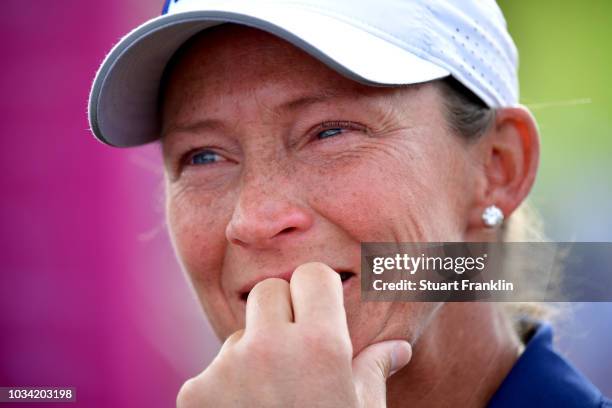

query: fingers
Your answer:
[218,329,245,355]
[290,262,348,334]
[352,340,412,407]
[246,278,293,331]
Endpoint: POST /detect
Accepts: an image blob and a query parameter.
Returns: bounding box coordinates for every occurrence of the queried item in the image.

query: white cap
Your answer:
[88,0,518,147]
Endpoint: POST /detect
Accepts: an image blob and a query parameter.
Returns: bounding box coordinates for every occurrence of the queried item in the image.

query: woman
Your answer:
[88,0,610,406]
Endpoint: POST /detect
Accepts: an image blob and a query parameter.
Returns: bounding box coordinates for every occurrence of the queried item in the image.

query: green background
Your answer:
[498,1,612,394]
[498,0,612,240]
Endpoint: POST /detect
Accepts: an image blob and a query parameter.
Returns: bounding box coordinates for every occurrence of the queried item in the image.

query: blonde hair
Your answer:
[437,77,560,337]
[501,203,562,338]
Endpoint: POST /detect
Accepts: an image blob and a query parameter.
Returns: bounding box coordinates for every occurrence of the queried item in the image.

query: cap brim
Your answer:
[89,4,450,147]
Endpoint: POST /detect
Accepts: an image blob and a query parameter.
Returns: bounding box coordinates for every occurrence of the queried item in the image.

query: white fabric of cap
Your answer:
[89,0,518,147]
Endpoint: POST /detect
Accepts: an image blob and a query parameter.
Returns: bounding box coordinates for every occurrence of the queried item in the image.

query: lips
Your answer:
[239,268,356,302]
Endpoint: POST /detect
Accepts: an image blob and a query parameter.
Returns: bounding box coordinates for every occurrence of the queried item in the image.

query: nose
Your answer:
[225,178,314,249]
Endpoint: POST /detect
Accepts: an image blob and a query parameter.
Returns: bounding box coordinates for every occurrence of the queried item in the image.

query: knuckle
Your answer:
[240,332,277,360]
[373,353,392,378]
[176,378,200,408]
[301,330,352,362]
[220,329,244,352]
[177,364,226,407]
[226,329,244,343]
[237,333,295,372]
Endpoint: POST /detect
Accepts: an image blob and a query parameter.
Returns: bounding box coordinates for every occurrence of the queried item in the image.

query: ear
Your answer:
[465,106,540,239]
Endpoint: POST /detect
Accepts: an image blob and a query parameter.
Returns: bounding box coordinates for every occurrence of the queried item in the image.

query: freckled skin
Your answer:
[161,25,528,407]
[162,25,472,347]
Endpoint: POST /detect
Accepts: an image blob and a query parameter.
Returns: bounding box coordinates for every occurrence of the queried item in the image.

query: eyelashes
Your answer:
[188,149,226,165]
[314,121,366,136]
[175,145,231,175]
[175,120,369,172]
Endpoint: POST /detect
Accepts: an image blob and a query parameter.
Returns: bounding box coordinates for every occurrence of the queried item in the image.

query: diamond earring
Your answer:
[482,205,504,228]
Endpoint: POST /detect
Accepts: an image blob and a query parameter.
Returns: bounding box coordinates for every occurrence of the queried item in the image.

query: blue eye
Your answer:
[317,128,344,139]
[190,150,222,165]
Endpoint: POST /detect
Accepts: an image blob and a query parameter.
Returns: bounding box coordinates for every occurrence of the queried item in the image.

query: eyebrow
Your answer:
[276,91,344,112]
[162,89,353,137]
[161,118,224,139]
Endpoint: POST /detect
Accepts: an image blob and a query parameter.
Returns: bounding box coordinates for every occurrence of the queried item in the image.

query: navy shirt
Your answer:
[488,323,611,407]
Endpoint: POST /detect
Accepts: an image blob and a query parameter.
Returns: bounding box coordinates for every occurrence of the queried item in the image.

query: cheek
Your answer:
[308,138,469,243]
[166,185,239,336]
[302,136,467,349]
[346,300,443,355]
[167,192,224,285]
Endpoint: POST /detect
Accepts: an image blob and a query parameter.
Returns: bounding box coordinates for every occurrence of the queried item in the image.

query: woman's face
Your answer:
[161,26,479,353]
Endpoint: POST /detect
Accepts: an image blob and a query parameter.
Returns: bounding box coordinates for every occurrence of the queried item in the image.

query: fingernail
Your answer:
[389,341,412,376]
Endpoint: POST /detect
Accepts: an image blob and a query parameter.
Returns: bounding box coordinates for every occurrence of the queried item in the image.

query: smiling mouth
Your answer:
[239,270,356,302]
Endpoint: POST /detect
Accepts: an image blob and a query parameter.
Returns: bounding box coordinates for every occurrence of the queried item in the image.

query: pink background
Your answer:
[1,1,610,407]
[0,2,218,406]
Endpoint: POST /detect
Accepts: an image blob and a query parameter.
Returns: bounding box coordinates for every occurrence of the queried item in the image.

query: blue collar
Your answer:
[487,322,610,408]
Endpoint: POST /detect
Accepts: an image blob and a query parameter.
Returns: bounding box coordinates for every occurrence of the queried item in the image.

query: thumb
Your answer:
[352,340,412,407]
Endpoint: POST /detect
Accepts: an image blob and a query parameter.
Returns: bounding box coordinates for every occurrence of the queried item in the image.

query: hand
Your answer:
[177,262,412,407]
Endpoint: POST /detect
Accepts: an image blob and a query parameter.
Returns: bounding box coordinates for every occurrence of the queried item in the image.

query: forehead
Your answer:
[158,24,450,143]
[161,24,415,108]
